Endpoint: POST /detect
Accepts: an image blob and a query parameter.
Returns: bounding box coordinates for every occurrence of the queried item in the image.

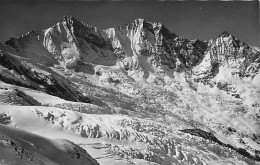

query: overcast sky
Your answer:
[0,1,259,47]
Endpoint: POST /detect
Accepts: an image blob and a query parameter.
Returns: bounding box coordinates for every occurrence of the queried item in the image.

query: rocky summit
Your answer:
[0,16,260,165]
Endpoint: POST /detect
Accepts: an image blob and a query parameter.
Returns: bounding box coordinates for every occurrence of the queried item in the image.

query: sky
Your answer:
[0,1,259,47]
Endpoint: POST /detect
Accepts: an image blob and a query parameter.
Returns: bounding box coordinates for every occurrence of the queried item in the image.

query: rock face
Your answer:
[5,16,116,68]
[0,50,91,103]
[193,31,260,84]
[106,18,207,78]
[3,16,259,82]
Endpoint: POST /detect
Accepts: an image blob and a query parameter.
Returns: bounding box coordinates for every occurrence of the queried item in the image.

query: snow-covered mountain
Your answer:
[193,31,260,83]
[106,18,208,80]
[5,16,115,67]
[0,16,260,165]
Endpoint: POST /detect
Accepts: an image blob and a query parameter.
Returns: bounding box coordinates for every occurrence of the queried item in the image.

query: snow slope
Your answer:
[0,123,99,165]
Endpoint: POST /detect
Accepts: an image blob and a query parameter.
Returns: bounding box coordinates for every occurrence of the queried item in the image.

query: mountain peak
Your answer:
[134,18,145,23]
[130,18,146,28]
[61,15,76,22]
[60,15,77,27]
[132,18,164,28]
[118,18,165,33]
[218,31,231,37]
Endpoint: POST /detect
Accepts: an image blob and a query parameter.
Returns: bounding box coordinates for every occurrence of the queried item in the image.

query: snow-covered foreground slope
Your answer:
[0,16,260,165]
[0,122,99,165]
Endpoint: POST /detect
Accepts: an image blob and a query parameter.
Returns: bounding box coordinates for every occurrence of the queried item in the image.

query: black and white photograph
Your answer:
[0,0,259,165]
